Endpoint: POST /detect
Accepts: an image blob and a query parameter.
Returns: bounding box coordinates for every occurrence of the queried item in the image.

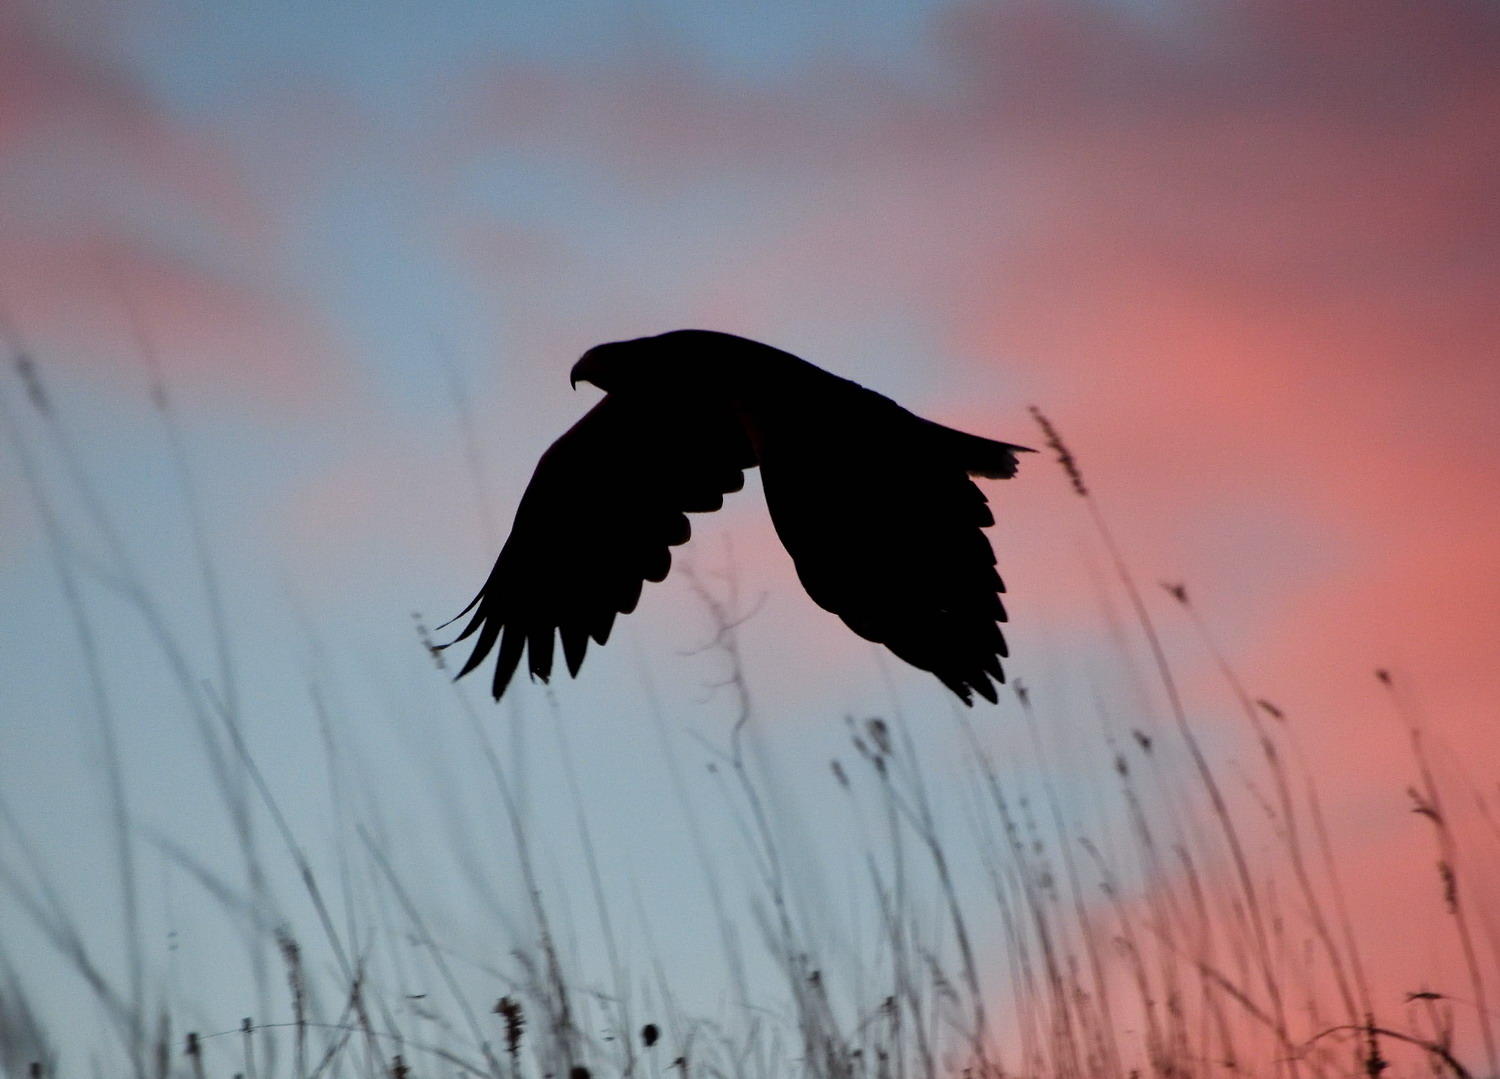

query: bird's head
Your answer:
[570,330,771,397]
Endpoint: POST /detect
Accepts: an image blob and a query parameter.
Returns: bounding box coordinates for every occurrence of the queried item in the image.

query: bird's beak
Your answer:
[570,349,599,391]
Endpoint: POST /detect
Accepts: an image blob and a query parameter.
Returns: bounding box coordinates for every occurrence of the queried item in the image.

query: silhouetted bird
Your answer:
[443,330,1032,705]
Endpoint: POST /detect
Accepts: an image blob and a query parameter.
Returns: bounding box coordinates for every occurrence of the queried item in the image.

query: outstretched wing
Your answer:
[757,389,1025,705]
[445,394,755,699]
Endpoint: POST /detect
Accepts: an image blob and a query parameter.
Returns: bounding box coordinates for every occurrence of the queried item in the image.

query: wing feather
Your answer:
[445,394,753,698]
[758,386,1023,705]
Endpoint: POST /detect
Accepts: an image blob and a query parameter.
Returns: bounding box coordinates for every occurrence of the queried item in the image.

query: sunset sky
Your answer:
[2,0,1497,1070]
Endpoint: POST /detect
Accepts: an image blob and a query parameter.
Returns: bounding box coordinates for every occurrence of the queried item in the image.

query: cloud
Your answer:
[439,1,1499,1031]
[9,0,1496,1056]
[0,5,261,238]
[923,0,1500,1037]
[0,231,355,409]
[0,4,352,405]
[436,0,1498,718]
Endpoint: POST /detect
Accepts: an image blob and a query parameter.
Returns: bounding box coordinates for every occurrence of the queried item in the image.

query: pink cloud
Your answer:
[923,2,1500,1048]
[0,230,353,409]
[0,6,263,241]
[33,0,1476,1047]
[441,0,1500,1040]
[0,4,359,406]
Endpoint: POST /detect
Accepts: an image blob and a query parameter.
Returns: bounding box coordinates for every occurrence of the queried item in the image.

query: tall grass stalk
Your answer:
[1,351,146,1078]
[1,345,1491,1078]
[1382,671,1498,1076]
[1030,407,1298,1078]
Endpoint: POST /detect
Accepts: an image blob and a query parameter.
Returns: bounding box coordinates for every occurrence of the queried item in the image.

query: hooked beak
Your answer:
[570,348,602,391]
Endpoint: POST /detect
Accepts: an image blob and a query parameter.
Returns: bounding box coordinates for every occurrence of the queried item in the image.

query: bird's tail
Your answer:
[927,420,1035,479]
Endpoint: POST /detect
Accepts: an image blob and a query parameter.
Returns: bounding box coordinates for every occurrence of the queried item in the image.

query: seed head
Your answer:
[1028,406,1087,497]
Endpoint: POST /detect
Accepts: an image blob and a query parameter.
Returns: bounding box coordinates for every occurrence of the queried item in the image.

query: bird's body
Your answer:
[445,330,1031,705]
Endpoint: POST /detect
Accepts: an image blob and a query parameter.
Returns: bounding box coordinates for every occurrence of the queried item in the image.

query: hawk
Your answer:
[444,330,1031,705]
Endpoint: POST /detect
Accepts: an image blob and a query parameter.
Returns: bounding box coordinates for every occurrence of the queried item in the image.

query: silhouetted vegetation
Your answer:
[1,348,1493,1078]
